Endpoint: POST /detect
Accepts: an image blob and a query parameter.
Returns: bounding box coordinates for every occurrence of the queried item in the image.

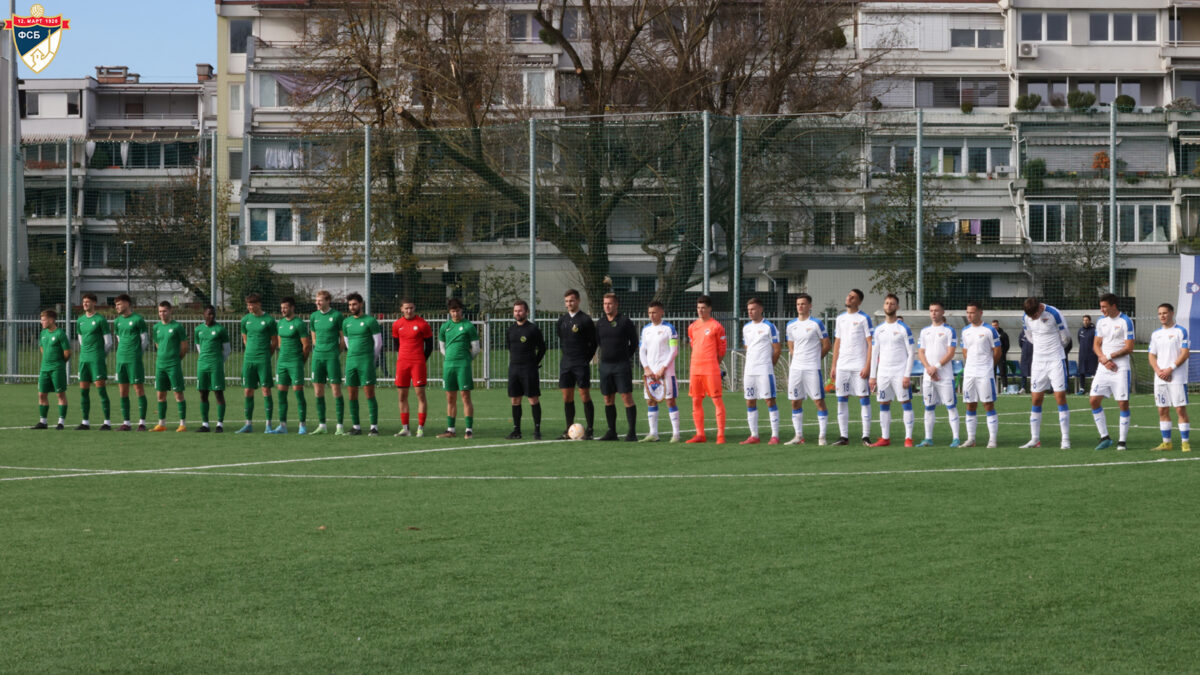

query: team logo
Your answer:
[705,329,711,335]
[520,336,527,343]
[4,5,68,74]
[610,321,616,327]
[572,325,579,333]
[412,326,418,331]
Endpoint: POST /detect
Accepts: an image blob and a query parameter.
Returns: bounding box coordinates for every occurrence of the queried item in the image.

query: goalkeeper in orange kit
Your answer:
[686,295,727,444]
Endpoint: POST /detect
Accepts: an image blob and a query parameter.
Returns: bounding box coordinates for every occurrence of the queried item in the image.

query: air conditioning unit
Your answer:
[994,165,1014,175]
[1018,43,1038,59]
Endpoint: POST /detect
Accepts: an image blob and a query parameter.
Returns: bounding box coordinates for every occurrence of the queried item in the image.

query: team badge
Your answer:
[520,336,527,343]
[610,321,616,327]
[572,324,579,333]
[4,5,68,74]
[412,326,418,331]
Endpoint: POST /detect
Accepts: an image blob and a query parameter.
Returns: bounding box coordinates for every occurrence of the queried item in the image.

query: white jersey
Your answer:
[1022,304,1070,363]
[961,323,1001,378]
[919,324,957,380]
[1094,313,1135,371]
[834,311,873,369]
[742,319,780,377]
[786,317,828,372]
[640,321,679,375]
[870,320,914,379]
[1149,324,1190,384]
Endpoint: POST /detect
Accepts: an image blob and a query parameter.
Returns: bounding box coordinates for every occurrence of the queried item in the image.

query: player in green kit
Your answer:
[75,292,113,430]
[32,309,70,430]
[194,304,231,432]
[309,289,345,435]
[237,293,278,433]
[271,296,311,434]
[151,301,189,432]
[437,298,481,439]
[342,292,382,436]
[113,294,150,431]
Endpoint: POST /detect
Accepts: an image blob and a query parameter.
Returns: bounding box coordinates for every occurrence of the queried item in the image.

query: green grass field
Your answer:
[2,383,1199,672]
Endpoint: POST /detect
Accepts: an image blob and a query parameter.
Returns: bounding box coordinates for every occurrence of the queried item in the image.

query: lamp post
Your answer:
[123,240,133,296]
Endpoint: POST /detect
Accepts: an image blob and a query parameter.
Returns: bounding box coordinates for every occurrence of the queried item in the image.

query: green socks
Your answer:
[158,400,167,421]
[264,391,274,424]
[295,390,307,424]
[38,404,48,420]
[121,396,130,422]
[316,395,326,424]
[201,400,210,423]
[244,396,254,421]
[177,400,186,422]
[350,399,360,426]
[58,404,67,420]
[80,388,91,421]
[368,398,378,426]
[278,392,288,424]
[336,396,345,424]
[217,403,226,423]
[138,395,147,421]
[447,416,456,431]
[98,386,110,420]
[465,416,473,430]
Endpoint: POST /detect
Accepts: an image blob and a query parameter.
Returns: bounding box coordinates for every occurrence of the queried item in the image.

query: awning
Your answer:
[1026,137,1121,146]
[1181,137,1200,145]
[86,130,203,141]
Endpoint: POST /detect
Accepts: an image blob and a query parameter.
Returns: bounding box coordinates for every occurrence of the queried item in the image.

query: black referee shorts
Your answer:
[508,364,541,398]
[598,361,633,396]
[558,362,590,389]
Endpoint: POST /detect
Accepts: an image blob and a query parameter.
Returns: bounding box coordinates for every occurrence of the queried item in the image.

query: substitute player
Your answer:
[237,293,278,433]
[740,297,782,445]
[1020,297,1072,449]
[916,301,960,447]
[194,305,231,432]
[272,297,311,434]
[392,298,434,437]
[1149,303,1190,452]
[309,290,345,435]
[113,294,149,431]
[595,293,639,442]
[32,309,70,430]
[75,292,112,430]
[1089,293,1135,451]
[831,288,873,446]
[687,294,727,444]
[785,293,830,445]
[557,289,597,439]
[640,300,681,442]
[342,292,382,436]
[960,302,1001,448]
[150,301,188,432]
[437,299,480,438]
[506,299,546,439]
[869,294,915,447]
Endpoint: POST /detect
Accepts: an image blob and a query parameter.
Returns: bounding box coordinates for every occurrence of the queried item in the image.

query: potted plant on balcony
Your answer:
[1114,94,1136,113]
[1067,90,1097,113]
[1022,157,1046,192]
[961,101,974,114]
[1015,94,1041,112]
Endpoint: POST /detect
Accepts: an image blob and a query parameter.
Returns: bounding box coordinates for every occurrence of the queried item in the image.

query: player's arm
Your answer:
[902,334,915,388]
[860,336,872,379]
[535,328,547,365]
[469,325,481,359]
[373,332,383,360]
[1054,310,1070,347]
[60,334,71,362]
[867,331,879,387]
[424,337,434,360]
[1148,341,1162,378]
[640,332,653,378]
[222,338,232,362]
[301,335,312,361]
[830,337,841,378]
[917,343,933,374]
[271,335,279,355]
[585,319,598,362]
[940,329,956,368]
[991,331,1002,365]
[820,337,831,359]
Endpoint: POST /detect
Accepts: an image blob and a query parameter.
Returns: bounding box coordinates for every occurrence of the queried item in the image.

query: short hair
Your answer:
[114,293,132,305]
[795,293,812,304]
[245,292,262,304]
[648,300,665,311]
[1022,297,1041,317]
[928,300,944,310]
[564,289,580,300]
[513,299,529,312]
[346,292,364,304]
[991,319,1000,324]
[316,289,332,301]
[966,300,983,311]
[1082,314,1091,320]
[204,304,216,313]
[603,292,618,303]
[41,308,57,319]
[884,293,900,304]
[747,297,764,308]
[158,300,172,309]
[82,292,97,303]
[1099,292,1119,307]
[447,298,464,311]
[400,297,415,307]
[280,296,295,307]
[696,294,713,307]
[1159,302,1175,313]
[850,288,865,302]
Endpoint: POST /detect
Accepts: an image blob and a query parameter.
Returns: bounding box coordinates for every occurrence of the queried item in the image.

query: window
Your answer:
[229,84,242,112]
[275,208,293,242]
[561,8,586,40]
[509,13,546,42]
[1031,203,1168,243]
[24,91,39,117]
[24,142,66,169]
[229,215,241,245]
[249,207,307,243]
[916,78,1008,108]
[1024,80,1067,107]
[524,71,548,107]
[128,142,160,169]
[258,74,291,108]
[229,150,243,175]
[1090,13,1156,42]
[250,139,307,171]
[83,190,127,217]
[298,209,318,242]
[66,91,79,116]
[1021,12,1067,42]
[23,187,66,218]
[250,208,269,241]
[230,19,252,54]
[163,142,199,168]
[1090,14,1108,41]
[951,29,1003,48]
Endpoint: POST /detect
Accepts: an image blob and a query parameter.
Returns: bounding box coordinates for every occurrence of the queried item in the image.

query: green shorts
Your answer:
[155,364,185,392]
[78,359,108,383]
[311,353,342,385]
[243,360,274,389]
[197,362,225,392]
[443,361,474,391]
[344,356,376,387]
[115,359,145,385]
[276,361,305,387]
[38,366,67,394]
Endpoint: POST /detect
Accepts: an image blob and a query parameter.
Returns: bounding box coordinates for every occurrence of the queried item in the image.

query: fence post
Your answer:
[5,0,17,381]
[65,137,72,339]
[1108,104,1117,293]
[732,115,742,355]
[482,320,491,389]
[702,111,711,295]
[529,117,537,319]
[363,124,371,314]
[210,129,218,305]
[914,109,924,311]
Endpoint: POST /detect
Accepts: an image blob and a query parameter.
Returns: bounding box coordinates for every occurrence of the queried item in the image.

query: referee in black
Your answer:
[506,299,546,440]
[595,292,640,441]
[558,289,597,439]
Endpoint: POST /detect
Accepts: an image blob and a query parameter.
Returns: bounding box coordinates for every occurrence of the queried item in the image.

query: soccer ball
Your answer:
[567,423,585,440]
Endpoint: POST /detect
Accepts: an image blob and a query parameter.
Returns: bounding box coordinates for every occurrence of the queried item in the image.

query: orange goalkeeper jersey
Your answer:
[688,318,727,377]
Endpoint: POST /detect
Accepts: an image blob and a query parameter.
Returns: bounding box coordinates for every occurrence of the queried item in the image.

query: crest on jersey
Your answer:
[4,5,69,74]
[520,336,527,343]
[572,324,579,333]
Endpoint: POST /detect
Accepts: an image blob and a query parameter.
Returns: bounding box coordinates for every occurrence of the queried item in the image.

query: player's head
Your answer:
[245,292,263,314]
[315,289,332,311]
[602,292,619,317]
[1022,296,1042,318]
[883,293,899,318]
[846,288,864,310]
[1158,302,1175,326]
[795,293,812,317]
[696,294,713,320]
[157,300,172,322]
[563,289,581,314]
[447,297,464,321]
[346,292,364,316]
[928,300,945,324]
[513,299,529,322]
[1098,293,1119,318]
[747,297,764,321]
[40,308,56,328]
[991,319,1000,328]
[203,304,216,324]
[647,300,664,324]
[114,293,132,315]
[82,292,98,313]
[280,296,295,318]
[400,297,416,319]
[965,301,983,325]
[1081,314,1092,326]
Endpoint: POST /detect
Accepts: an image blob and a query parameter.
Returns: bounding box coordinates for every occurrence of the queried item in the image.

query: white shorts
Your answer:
[787,369,825,401]
[644,373,678,401]
[962,375,997,404]
[836,367,870,398]
[743,373,777,400]
[875,374,910,403]
[922,374,957,407]
[1030,359,1068,394]
[1154,380,1189,408]
[1089,368,1131,402]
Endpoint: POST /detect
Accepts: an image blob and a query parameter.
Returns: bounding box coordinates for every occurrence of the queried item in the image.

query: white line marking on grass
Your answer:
[0,465,115,473]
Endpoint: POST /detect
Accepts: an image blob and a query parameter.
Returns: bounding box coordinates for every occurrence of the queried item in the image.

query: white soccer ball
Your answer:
[567,423,585,440]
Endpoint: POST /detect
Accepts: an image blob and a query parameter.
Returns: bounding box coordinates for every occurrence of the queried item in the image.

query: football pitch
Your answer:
[2,383,1198,671]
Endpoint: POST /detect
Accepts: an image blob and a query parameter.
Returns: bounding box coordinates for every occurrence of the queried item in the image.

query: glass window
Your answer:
[250,208,269,241]
[968,147,988,173]
[1065,204,1080,241]
[525,71,547,107]
[228,150,242,175]
[1090,14,1109,41]
[1113,13,1133,41]
[275,208,293,242]
[1139,205,1155,241]
[921,147,938,173]
[1029,205,1044,241]
[230,84,242,112]
[1136,13,1155,41]
[1021,13,1042,41]
[951,29,974,47]
[509,13,528,41]
[1119,81,1140,106]
[1027,81,1049,104]
[230,19,252,54]
[895,146,914,172]
[941,147,961,174]
[562,8,584,40]
[871,145,891,173]
[66,91,79,116]
[259,74,276,108]
[835,212,856,245]
[1082,204,1100,240]
[128,143,159,169]
[299,209,318,242]
[979,30,1003,48]
[1119,204,1135,241]
[1099,82,1117,105]
[1046,14,1067,41]
[1156,205,1171,242]
[229,215,241,245]
[992,147,1010,169]
[1171,18,1181,42]
[1045,204,1062,241]
[25,92,38,116]
[971,79,1004,106]
[813,212,832,245]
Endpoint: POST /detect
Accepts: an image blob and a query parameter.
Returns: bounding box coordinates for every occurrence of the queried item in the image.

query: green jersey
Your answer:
[309,309,344,355]
[342,314,382,358]
[241,313,277,362]
[76,313,110,361]
[194,323,231,365]
[153,321,186,367]
[39,327,69,370]
[277,316,310,365]
[114,313,148,361]
[439,318,479,363]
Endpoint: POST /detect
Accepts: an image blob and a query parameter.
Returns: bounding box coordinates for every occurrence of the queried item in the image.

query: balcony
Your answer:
[93,112,200,129]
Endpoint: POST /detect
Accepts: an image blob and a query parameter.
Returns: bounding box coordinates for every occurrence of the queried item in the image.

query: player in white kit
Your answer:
[960,301,1001,448]
[640,300,681,442]
[1148,302,1190,452]
[741,298,782,444]
[916,301,960,447]
[1020,296,1072,449]
[784,293,830,445]
[830,289,873,446]
[1089,293,1135,451]
[868,294,915,447]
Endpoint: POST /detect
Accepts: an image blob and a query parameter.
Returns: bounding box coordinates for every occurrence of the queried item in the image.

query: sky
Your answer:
[6,0,215,82]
